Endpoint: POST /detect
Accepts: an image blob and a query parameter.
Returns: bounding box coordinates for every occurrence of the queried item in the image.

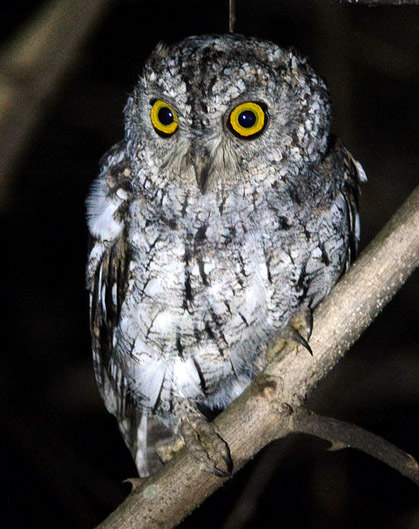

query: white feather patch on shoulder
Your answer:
[354,160,368,183]
[86,178,124,241]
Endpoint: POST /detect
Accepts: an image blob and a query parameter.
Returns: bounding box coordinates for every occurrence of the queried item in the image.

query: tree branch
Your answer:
[291,407,419,485]
[324,0,419,4]
[95,184,419,529]
[0,0,118,210]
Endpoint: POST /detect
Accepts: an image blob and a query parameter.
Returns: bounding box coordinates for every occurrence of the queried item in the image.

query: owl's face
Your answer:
[124,34,331,202]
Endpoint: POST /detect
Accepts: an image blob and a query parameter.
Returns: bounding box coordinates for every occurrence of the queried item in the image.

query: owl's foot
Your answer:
[181,413,233,477]
[155,411,232,477]
[156,434,186,464]
[267,306,313,362]
[288,306,313,354]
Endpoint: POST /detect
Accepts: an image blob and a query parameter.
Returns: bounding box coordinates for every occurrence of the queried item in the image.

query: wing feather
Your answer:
[326,136,363,272]
[87,147,170,476]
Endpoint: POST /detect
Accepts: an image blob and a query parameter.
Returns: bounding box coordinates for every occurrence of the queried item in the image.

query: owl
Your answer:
[86,34,366,477]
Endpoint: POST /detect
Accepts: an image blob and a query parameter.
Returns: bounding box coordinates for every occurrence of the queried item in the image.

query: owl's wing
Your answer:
[89,229,134,428]
[86,144,168,476]
[302,137,366,310]
[333,137,367,271]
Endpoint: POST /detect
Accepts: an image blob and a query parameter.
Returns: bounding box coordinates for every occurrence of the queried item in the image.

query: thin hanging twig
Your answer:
[229,0,236,33]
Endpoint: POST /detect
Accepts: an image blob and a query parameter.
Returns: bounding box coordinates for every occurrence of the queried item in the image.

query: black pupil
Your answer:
[158,106,174,125]
[238,110,256,128]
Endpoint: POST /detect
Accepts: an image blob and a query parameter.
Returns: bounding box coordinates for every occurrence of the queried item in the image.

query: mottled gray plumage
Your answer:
[86,34,366,476]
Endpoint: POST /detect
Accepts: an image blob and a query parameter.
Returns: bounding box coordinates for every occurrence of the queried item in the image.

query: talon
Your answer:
[267,306,314,362]
[286,305,313,355]
[204,433,233,477]
[301,307,313,340]
[156,434,185,463]
[289,306,313,342]
[291,328,313,356]
[182,414,233,477]
[212,452,233,477]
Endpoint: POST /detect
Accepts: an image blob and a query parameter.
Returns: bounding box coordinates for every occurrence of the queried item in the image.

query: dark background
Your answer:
[1,1,418,528]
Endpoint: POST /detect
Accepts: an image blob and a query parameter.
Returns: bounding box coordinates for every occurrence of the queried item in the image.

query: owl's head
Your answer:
[124,34,331,201]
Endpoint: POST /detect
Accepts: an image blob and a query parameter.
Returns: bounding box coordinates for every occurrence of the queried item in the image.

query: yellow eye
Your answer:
[150,100,178,136]
[228,102,266,138]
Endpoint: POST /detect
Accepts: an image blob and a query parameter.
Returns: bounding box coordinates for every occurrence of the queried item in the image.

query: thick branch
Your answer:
[0,0,118,209]
[96,186,419,529]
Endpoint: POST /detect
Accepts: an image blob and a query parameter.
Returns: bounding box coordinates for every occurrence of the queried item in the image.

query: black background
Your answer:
[1,1,418,528]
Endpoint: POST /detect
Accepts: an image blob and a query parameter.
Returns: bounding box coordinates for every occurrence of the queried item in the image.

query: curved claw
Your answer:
[182,414,233,477]
[267,306,314,362]
[209,442,233,477]
[291,328,313,356]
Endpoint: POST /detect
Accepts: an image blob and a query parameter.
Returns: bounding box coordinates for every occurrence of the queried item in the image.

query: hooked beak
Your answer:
[189,146,211,194]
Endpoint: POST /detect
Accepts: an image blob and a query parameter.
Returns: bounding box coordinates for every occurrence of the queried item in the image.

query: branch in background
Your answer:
[0,0,118,211]
[334,0,419,4]
[95,185,419,529]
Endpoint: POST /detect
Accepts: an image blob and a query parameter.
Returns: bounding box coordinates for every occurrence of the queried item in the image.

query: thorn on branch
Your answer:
[123,478,145,492]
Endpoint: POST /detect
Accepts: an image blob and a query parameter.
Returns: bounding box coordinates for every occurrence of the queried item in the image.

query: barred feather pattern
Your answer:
[86,34,365,476]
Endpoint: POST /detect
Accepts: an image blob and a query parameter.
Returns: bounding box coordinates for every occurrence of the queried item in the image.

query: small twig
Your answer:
[229,0,236,33]
[291,407,419,485]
